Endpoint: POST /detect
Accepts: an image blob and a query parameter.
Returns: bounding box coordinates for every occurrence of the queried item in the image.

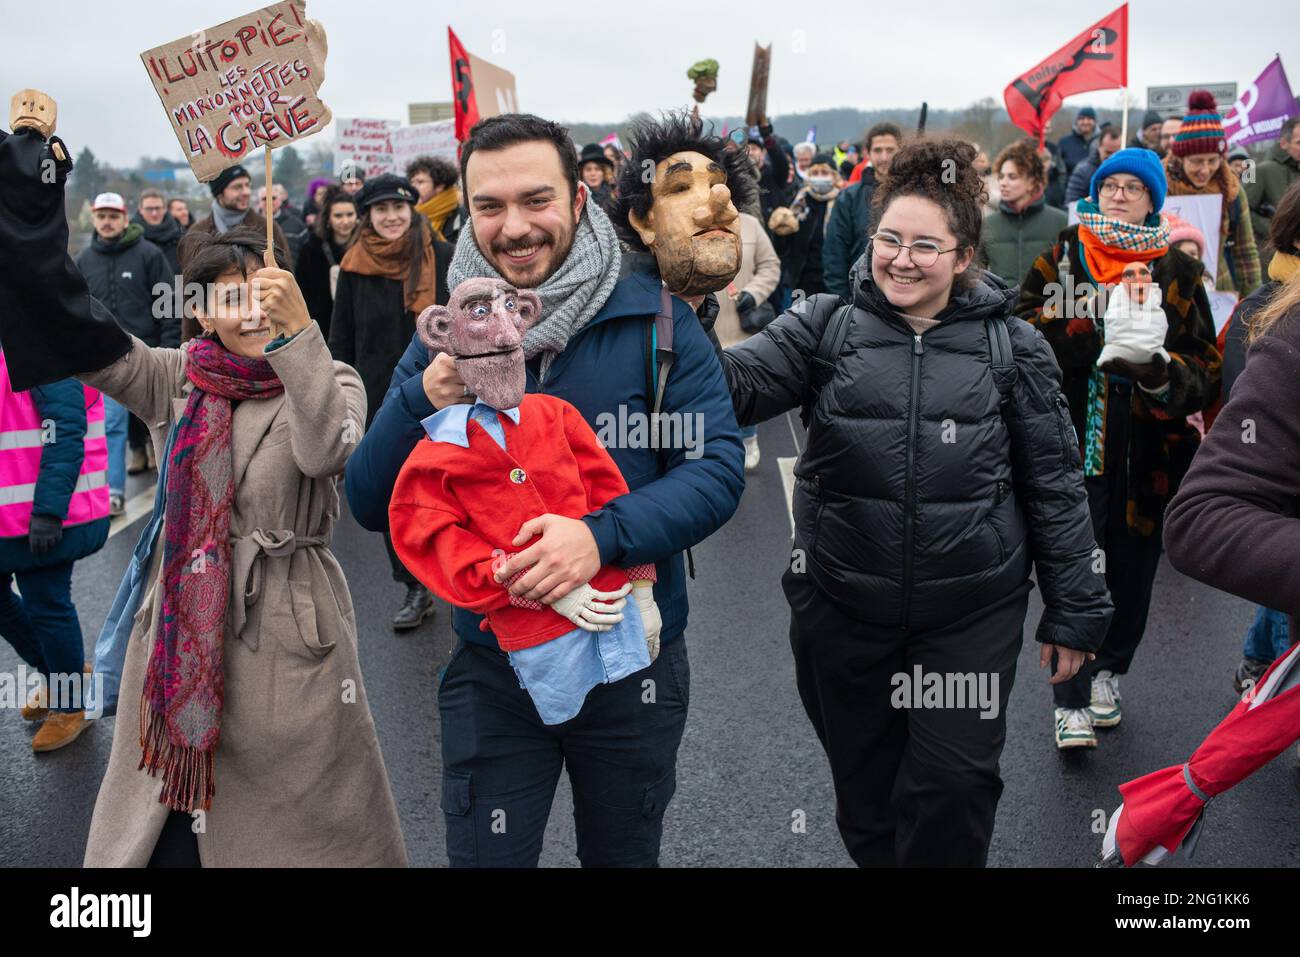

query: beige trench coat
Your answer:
[712,212,782,349]
[81,322,408,867]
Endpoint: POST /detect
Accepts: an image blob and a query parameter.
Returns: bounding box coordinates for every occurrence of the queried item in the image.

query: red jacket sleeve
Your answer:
[389,457,512,615]
[561,400,630,512]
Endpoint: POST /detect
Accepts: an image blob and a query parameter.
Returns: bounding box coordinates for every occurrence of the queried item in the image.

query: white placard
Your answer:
[391,120,458,176]
[334,116,398,179]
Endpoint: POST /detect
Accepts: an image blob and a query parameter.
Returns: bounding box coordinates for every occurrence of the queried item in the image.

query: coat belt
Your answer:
[229,528,327,648]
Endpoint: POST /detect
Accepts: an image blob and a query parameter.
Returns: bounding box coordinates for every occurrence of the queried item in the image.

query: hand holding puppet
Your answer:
[389,278,662,724]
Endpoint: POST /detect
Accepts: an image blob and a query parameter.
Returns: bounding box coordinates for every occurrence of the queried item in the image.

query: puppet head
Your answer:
[416,278,542,410]
[613,113,754,297]
[687,60,719,104]
[9,89,56,138]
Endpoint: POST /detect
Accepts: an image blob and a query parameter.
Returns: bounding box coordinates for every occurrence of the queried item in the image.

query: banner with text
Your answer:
[334,117,399,178]
[141,0,330,182]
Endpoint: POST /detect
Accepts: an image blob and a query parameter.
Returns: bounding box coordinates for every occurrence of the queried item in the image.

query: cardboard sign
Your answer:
[391,120,458,173]
[334,117,399,179]
[469,53,518,118]
[141,0,330,182]
[746,43,772,128]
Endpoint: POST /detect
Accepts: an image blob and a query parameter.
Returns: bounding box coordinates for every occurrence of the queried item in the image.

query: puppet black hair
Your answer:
[611,112,758,252]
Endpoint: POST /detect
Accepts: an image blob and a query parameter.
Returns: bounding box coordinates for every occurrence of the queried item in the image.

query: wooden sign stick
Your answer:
[264,145,276,267]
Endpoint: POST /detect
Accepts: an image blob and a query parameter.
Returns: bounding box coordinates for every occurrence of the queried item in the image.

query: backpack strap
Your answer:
[800,301,855,428]
[643,288,695,578]
[985,313,1017,409]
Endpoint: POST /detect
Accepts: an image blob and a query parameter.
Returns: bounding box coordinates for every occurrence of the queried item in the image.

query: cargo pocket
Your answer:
[287,580,337,658]
[440,769,477,866]
[641,768,678,821]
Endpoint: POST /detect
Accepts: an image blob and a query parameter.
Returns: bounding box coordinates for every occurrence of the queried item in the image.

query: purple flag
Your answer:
[1224,56,1298,147]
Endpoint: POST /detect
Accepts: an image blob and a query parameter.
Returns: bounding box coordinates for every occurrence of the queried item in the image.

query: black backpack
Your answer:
[799,301,1018,428]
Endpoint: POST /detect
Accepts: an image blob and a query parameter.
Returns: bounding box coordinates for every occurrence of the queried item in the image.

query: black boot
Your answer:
[392,584,435,631]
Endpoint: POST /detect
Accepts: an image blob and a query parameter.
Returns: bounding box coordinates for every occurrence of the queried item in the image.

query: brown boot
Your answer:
[20,685,48,722]
[32,711,90,752]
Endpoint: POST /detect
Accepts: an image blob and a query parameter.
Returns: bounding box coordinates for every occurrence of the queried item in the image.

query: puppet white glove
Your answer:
[551,582,631,632]
[633,583,661,661]
[1097,281,1170,368]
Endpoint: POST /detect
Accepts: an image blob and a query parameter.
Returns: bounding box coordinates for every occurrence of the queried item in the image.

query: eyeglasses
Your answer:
[1099,181,1149,199]
[871,232,957,268]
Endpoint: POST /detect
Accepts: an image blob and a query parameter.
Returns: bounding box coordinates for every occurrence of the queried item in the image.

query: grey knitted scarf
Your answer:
[209,199,249,234]
[447,198,623,375]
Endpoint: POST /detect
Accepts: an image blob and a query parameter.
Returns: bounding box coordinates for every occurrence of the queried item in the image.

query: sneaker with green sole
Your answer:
[1055,707,1097,749]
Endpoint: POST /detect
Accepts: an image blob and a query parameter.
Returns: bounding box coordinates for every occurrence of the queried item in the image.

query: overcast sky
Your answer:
[4,0,1296,167]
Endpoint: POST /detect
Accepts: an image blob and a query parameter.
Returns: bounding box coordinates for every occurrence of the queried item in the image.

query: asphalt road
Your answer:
[2,413,1297,867]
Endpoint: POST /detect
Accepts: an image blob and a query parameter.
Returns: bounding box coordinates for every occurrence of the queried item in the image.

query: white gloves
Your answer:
[551,582,631,632]
[633,583,662,661]
[1097,281,1170,368]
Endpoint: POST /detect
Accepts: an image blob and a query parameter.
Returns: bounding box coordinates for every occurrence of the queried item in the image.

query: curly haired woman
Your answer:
[704,138,1112,866]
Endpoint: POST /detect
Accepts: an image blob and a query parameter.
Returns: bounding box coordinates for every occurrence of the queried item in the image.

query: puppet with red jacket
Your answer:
[390,277,661,724]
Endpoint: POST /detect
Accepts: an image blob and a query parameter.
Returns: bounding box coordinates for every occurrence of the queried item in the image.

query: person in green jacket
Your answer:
[978,139,1068,287]
[1244,117,1300,268]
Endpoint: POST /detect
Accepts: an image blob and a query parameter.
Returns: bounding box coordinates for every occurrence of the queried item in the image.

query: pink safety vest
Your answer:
[0,351,110,538]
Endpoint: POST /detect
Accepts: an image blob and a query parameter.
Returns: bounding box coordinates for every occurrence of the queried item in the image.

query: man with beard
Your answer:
[179,163,287,269]
[346,113,744,866]
[132,188,183,276]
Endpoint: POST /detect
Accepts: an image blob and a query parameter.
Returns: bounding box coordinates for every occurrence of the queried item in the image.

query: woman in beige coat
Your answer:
[711,211,780,471]
[65,227,406,867]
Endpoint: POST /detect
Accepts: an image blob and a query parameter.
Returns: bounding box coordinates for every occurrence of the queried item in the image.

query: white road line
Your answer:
[783,410,804,456]
[109,487,155,538]
[777,457,797,538]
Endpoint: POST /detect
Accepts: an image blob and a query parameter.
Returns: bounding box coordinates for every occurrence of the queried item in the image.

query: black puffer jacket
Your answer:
[74,224,177,347]
[717,261,1112,649]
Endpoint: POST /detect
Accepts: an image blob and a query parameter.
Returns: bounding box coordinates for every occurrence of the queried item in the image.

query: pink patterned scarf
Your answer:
[139,337,284,812]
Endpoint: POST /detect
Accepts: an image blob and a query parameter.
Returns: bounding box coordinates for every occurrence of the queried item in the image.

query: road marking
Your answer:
[777,457,796,537]
[109,487,155,538]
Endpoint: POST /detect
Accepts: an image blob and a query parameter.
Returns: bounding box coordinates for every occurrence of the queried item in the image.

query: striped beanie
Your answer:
[1171,90,1226,157]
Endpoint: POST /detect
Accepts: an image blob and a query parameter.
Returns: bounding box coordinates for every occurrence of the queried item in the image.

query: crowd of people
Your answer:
[2,84,1299,868]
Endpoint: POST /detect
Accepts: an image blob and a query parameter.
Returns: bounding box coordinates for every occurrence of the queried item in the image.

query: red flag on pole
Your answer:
[449,27,480,143]
[1003,3,1129,146]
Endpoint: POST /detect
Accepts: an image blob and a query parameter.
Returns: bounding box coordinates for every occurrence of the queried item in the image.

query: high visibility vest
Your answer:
[0,351,110,538]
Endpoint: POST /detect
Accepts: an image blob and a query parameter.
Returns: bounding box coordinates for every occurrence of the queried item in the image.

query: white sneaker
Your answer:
[1089,670,1121,728]
[743,435,761,472]
[1055,707,1097,749]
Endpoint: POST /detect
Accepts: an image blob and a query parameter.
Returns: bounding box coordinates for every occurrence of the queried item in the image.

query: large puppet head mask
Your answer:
[9,89,56,138]
[613,114,756,297]
[416,278,542,411]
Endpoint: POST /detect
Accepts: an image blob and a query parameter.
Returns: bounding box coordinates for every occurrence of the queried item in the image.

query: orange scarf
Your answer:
[1077,226,1167,285]
[340,224,440,314]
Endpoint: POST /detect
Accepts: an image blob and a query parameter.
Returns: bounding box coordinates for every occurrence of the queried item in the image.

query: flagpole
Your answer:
[1120,88,1129,146]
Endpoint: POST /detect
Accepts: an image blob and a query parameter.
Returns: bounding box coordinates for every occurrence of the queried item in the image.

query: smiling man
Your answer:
[345,113,744,867]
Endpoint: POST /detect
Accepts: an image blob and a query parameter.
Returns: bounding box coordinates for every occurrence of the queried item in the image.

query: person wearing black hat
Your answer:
[577,143,617,216]
[1133,110,1164,153]
[765,152,841,296]
[178,162,287,271]
[328,172,453,631]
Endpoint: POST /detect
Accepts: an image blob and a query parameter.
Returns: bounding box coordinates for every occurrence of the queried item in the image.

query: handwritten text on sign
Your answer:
[141,0,331,182]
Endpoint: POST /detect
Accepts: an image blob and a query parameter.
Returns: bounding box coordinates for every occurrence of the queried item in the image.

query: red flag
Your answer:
[1003,4,1128,145]
[449,27,480,143]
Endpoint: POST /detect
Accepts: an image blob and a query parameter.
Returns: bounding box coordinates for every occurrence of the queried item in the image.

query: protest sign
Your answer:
[391,120,458,172]
[140,0,330,182]
[334,117,399,179]
[469,53,519,118]
[1224,56,1298,148]
[746,43,772,127]
[1161,193,1222,283]
[1207,290,1239,336]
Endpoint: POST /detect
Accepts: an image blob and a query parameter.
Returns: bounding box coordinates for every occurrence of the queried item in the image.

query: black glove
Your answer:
[29,514,63,558]
[735,291,756,314]
[1100,353,1170,390]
